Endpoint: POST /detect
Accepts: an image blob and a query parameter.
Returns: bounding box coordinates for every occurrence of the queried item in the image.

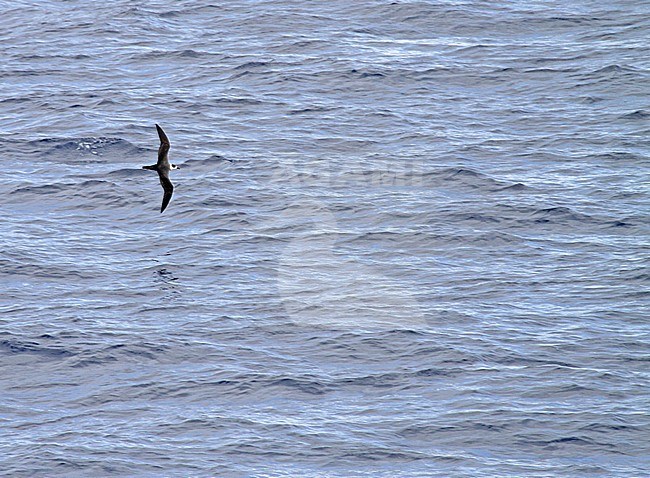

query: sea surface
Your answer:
[1,1,649,476]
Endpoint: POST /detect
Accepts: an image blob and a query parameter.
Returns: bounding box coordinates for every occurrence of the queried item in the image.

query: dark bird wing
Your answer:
[156,124,170,168]
[158,170,174,213]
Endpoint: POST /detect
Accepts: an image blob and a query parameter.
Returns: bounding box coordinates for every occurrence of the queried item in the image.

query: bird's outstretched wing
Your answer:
[158,170,174,213]
[156,124,170,167]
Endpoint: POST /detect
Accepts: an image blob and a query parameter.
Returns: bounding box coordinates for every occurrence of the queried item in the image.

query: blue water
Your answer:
[1,1,649,476]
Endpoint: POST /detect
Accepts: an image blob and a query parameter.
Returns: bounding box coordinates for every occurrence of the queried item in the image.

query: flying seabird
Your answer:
[142,124,179,213]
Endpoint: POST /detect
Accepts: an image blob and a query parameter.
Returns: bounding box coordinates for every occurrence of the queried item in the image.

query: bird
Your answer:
[142,124,179,213]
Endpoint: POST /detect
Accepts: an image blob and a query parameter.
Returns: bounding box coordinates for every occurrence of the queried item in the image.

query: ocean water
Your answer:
[1,1,649,476]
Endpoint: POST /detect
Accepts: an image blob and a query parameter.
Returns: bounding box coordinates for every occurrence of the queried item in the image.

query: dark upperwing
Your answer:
[156,124,170,167]
[158,170,174,213]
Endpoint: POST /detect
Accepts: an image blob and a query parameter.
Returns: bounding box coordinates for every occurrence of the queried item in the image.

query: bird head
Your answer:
[171,164,180,170]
